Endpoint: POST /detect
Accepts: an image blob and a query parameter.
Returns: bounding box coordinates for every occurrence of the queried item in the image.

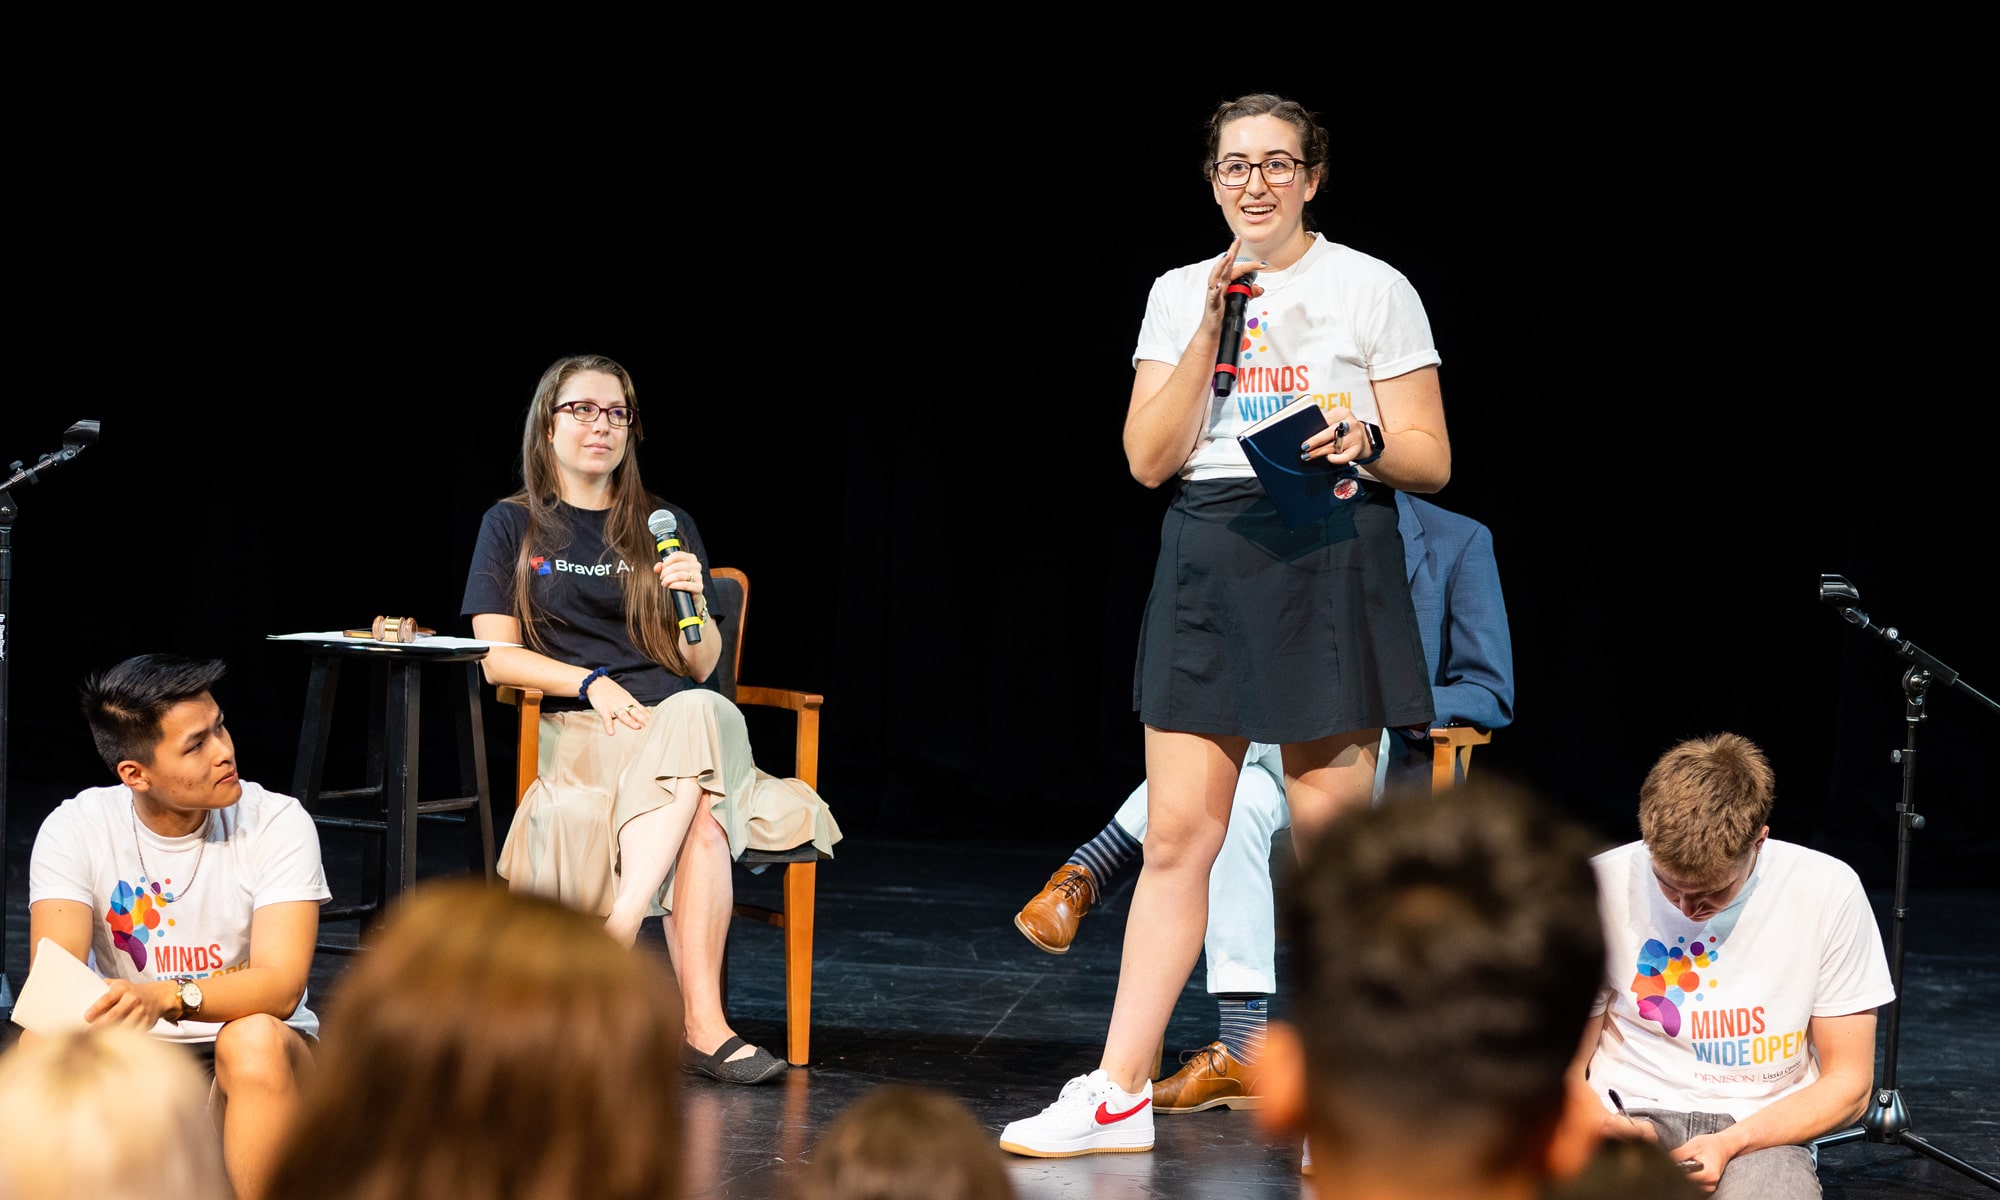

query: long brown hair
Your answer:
[266,881,685,1200]
[505,353,689,675]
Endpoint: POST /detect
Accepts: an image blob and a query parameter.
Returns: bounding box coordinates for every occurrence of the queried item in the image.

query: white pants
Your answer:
[1114,734,1422,994]
[1112,742,1290,994]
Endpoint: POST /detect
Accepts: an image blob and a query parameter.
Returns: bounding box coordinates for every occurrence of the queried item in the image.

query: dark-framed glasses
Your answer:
[554,400,638,428]
[1212,157,1307,188]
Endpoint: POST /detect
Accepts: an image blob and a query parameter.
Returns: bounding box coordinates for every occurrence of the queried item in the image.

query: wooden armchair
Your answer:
[495,567,824,1066]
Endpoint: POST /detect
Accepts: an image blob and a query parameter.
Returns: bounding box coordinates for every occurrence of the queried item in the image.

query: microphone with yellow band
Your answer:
[647,509,705,644]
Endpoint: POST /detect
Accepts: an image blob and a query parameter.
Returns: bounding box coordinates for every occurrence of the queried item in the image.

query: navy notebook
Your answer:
[1236,397,1363,531]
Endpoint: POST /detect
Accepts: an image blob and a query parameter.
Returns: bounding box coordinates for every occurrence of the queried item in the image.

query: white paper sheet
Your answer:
[9,938,112,1035]
[267,631,517,649]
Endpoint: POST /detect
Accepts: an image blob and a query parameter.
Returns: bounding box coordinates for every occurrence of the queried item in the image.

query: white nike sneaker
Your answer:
[999,1069,1155,1157]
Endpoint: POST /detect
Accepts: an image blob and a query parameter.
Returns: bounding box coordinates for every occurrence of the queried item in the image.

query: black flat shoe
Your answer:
[681,1035,788,1084]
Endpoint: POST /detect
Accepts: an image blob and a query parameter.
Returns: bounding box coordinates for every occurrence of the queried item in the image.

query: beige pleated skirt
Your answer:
[495,687,840,917]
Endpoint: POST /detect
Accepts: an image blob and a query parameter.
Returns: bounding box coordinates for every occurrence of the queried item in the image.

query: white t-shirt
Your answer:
[29,781,333,1043]
[1131,233,1442,481]
[1586,839,1894,1120]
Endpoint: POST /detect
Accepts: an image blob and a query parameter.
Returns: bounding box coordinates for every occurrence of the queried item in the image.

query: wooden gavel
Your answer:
[341,616,436,643]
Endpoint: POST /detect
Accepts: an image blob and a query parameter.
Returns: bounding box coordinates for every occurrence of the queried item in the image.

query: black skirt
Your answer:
[1133,476,1434,744]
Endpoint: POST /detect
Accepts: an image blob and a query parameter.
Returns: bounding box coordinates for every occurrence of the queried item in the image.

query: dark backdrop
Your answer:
[3,37,1991,900]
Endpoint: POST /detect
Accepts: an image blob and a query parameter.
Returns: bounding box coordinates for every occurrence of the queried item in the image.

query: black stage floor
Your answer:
[5,815,1998,1199]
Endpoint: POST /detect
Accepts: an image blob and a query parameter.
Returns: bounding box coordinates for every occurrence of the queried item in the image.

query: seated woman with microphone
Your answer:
[461,353,839,1085]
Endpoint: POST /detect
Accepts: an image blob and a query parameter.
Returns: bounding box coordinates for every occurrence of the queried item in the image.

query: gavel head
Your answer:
[370,616,420,643]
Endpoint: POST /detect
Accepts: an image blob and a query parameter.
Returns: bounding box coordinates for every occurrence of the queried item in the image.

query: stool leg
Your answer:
[382,661,421,907]
[456,663,496,879]
[363,660,390,914]
[291,657,340,804]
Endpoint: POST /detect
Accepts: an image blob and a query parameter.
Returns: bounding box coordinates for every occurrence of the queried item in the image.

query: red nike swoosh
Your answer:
[1096,1098,1151,1124]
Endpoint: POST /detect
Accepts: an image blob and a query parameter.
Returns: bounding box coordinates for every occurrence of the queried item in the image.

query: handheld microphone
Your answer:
[647,509,704,644]
[1212,267,1256,396]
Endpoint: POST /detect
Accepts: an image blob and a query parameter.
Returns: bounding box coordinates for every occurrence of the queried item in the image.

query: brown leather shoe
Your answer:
[1151,1041,1262,1114]
[1013,864,1097,954]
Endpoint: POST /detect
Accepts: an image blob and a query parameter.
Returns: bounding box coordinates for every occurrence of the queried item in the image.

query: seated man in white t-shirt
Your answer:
[1573,733,1894,1199]
[27,653,332,1200]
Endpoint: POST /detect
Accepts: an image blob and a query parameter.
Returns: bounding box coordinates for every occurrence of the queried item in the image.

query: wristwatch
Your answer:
[1353,421,1386,466]
[174,978,204,1022]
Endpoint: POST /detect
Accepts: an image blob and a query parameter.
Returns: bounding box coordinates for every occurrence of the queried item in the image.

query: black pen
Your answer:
[1607,1087,1634,1124]
[1608,1089,1703,1172]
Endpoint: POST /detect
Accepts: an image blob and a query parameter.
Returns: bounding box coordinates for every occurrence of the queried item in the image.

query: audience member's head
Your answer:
[1637,731,1774,880]
[793,1083,1016,1200]
[1262,779,1608,1194]
[0,1025,230,1200]
[266,880,685,1200]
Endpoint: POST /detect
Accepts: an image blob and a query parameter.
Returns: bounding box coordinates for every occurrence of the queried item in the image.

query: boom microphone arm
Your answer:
[1820,574,1997,716]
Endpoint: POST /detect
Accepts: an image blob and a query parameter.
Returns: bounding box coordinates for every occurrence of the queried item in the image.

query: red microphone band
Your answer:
[1213,362,1239,379]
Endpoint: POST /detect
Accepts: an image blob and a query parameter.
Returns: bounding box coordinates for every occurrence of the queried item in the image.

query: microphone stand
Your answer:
[0,420,99,1018]
[1811,575,2000,1190]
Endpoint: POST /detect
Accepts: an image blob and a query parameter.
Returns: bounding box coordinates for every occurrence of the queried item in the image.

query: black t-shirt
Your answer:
[460,499,716,711]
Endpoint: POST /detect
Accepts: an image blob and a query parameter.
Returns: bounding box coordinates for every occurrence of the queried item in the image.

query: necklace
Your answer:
[132,799,211,901]
[1246,232,1317,288]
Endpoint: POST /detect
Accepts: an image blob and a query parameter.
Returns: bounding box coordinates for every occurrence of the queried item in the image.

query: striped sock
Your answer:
[1065,820,1143,895]
[1216,995,1269,1065]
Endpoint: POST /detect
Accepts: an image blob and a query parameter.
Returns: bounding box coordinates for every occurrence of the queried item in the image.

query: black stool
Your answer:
[287,640,496,951]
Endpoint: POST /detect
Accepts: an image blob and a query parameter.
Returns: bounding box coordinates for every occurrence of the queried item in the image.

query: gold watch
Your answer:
[174,978,204,1021]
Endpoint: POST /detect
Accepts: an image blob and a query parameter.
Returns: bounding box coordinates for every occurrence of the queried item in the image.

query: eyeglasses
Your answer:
[554,401,638,428]
[1212,157,1308,188]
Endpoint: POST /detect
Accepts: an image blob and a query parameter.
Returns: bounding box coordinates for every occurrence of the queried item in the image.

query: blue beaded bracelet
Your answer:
[578,666,610,701]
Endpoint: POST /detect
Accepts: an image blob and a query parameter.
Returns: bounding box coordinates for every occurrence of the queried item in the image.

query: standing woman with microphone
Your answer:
[462,353,839,1085]
[1000,93,1451,1156]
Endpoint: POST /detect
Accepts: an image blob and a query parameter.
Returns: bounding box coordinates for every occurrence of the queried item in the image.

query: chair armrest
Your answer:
[734,685,823,713]
[734,685,823,791]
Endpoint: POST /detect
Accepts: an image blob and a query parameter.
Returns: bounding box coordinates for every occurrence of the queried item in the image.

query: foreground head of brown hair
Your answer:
[267,880,685,1200]
[793,1084,1016,1200]
[1281,778,1606,1184]
[0,1025,229,1200]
